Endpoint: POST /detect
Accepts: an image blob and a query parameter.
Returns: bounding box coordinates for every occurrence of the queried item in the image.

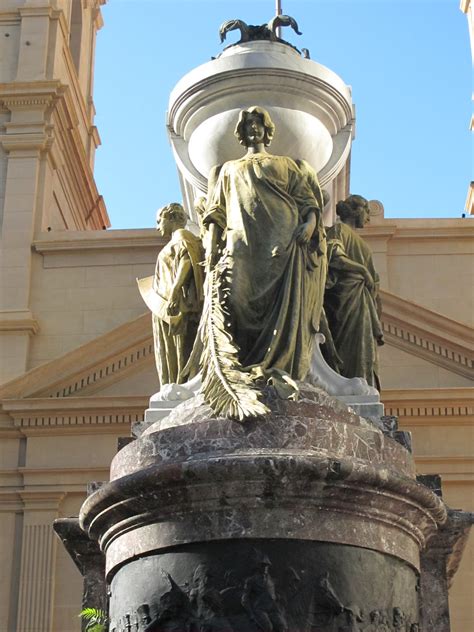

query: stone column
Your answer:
[16,491,64,632]
[80,385,446,632]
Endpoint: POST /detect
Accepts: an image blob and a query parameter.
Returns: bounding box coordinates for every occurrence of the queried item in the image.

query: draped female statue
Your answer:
[138,203,204,387]
[200,107,327,417]
[324,195,384,389]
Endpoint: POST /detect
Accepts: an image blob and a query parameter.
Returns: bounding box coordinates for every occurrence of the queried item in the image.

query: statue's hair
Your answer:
[234,106,275,146]
[336,194,368,222]
[158,202,188,227]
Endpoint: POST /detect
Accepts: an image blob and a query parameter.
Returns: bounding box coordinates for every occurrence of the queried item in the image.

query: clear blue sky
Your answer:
[93,0,472,229]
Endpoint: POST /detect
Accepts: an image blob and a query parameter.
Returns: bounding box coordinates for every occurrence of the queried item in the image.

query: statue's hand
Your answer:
[294,221,314,245]
[167,290,180,316]
[364,272,375,292]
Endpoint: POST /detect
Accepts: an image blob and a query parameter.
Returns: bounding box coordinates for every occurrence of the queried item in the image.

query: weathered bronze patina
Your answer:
[324,195,384,389]
[199,106,327,418]
[138,203,204,386]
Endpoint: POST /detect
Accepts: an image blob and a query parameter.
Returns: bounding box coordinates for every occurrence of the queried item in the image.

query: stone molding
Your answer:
[380,290,473,379]
[362,218,474,243]
[0,492,23,512]
[1,396,148,429]
[33,228,164,255]
[0,310,39,335]
[0,80,63,109]
[382,388,473,425]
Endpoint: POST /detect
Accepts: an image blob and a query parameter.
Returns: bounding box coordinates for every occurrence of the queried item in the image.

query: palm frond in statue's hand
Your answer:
[200,256,269,421]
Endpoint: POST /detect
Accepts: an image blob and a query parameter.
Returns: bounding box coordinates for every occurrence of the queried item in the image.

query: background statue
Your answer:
[200,106,326,418]
[324,195,384,389]
[138,203,204,388]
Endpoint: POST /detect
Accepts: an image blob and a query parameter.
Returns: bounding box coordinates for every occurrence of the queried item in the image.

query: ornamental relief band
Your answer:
[109,557,419,632]
[137,107,383,420]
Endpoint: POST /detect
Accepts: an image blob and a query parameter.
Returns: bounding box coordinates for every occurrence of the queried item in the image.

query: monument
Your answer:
[53,12,472,632]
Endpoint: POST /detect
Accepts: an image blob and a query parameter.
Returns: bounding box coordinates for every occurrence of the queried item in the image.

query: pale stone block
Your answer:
[0,334,29,382]
[381,364,443,389]
[110,296,144,312]
[98,365,158,397]
[0,228,33,249]
[379,345,433,368]
[38,309,84,336]
[4,158,39,181]
[0,286,29,310]
[30,286,72,311]
[28,335,67,365]
[84,265,135,288]
[35,267,86,290]
[26,435,120,469]
[0,247,31,267]
[114,251,156,266]
[0,266,29,288]
[434,366,473,388]
[16,28,49,80]
[0,438,20,469]
[0,23,20,82]
[2,196,34,215]
[131,262,156,278]
[82,308,141,335]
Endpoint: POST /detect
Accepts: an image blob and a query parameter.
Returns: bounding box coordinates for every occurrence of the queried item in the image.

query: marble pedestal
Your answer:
[79,384,446,632]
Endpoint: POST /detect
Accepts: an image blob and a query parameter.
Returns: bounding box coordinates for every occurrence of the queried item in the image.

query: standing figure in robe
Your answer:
[203,106,326,382]
[145,203,204,386]
[324,195,384,389]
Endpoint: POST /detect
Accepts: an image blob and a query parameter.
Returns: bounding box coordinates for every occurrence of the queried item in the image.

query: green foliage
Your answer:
[79,607,108,632]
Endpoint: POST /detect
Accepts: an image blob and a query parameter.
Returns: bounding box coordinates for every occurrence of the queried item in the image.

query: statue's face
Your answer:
[156,211,174,237]
[393,609,404,625]
[371,611,380,623]
[243,113,266,146]
[355,203,369,229]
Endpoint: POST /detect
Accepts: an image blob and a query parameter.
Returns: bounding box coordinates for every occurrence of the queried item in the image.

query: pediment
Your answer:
[0,291,471,402]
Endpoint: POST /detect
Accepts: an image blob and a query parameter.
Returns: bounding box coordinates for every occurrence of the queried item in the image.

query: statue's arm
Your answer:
[241,578,254,618]
[290,159,324,246]
[167,254,193,316]
[294,209,317,245]
[330,249,375,291]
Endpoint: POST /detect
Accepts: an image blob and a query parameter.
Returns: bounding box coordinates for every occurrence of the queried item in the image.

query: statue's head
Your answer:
[370,610,381,624]
[234,106,275,147]
[393,608,405,625]
[156,202,188,237]
[336,194,369,229]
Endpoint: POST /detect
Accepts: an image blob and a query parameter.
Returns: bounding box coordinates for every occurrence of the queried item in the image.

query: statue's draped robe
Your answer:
[204,153,326,380]
[324,222,383,388]
[153,229,203,384]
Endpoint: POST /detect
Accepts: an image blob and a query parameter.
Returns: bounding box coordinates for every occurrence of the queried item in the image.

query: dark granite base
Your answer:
[109,539,420,632]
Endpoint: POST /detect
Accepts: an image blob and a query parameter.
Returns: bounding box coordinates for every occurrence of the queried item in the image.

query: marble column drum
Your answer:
[79,385,446,632]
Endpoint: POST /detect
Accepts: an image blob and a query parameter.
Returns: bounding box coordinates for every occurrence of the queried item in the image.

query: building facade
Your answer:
[0,2,472,631]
